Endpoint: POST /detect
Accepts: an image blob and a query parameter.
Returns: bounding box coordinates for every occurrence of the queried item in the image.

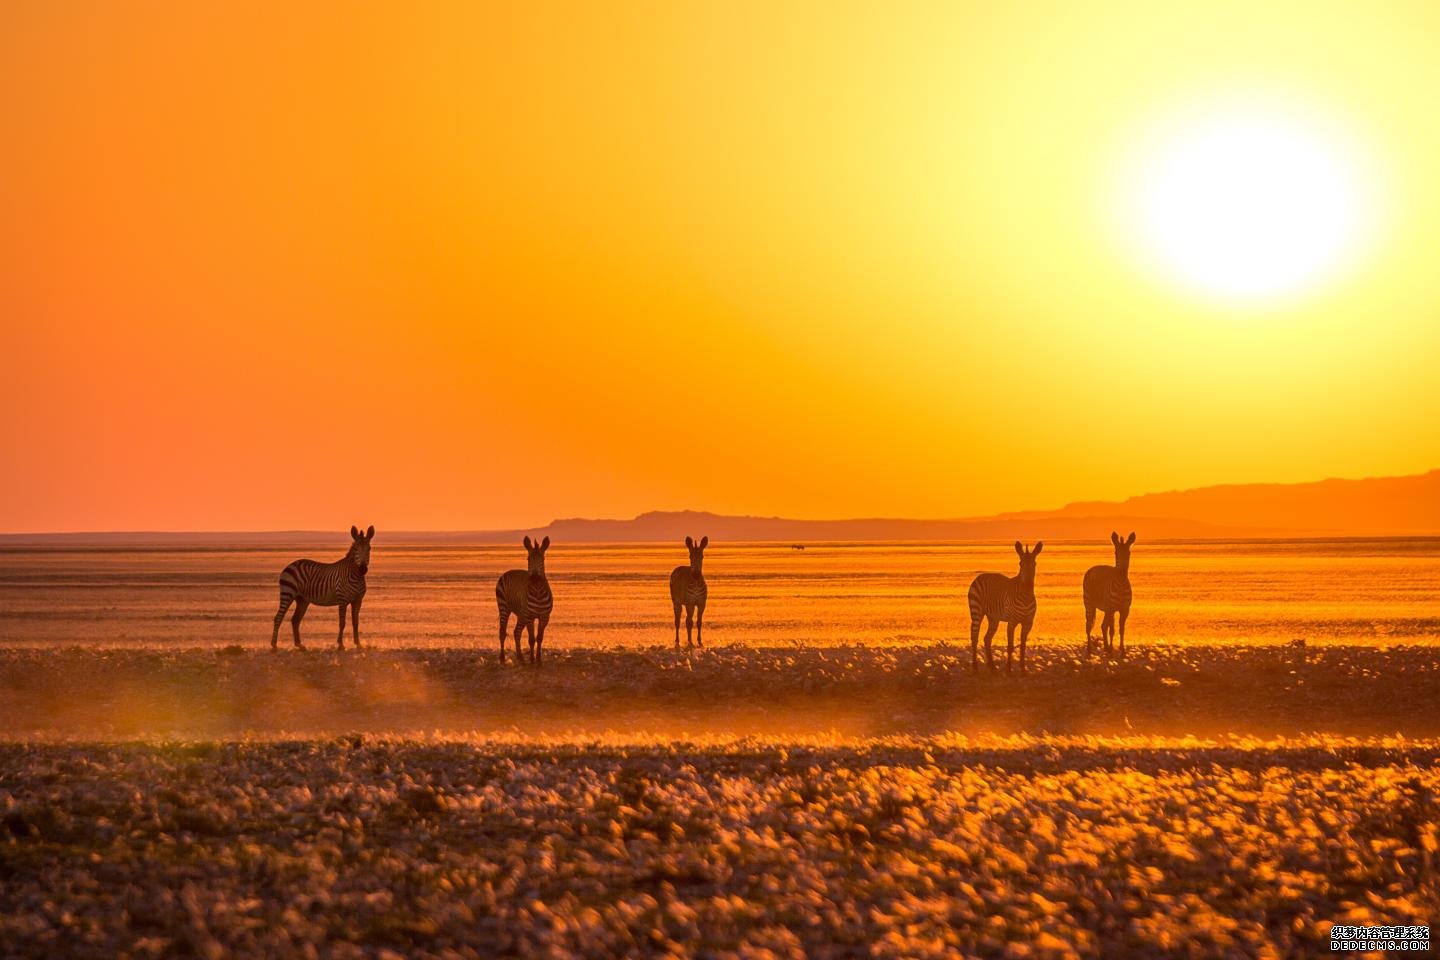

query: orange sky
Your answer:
[3,2,1439,531]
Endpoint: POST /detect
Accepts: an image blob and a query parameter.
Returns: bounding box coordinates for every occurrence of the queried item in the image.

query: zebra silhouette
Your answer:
[967,541,1042,672]
[670,536,708,648]
[1084,531,1135,659]
[271,525,373,650]
[496,536,553,664]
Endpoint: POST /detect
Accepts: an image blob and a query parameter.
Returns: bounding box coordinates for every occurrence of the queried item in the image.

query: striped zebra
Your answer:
[1084,531,1135,659]
[669,536,708,649]
[496,536,553,664]
[967,541,1042,672]
[271,525,373,651]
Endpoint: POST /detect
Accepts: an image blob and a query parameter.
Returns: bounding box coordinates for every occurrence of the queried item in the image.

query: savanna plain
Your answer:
[2,540,1438,957]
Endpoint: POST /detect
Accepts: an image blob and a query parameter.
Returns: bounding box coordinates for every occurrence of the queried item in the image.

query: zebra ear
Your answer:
[524,536,532,550]
[1032,541,1043,555]
[541,536,550,551]
[351,525,360,540]
[699,536,708,549]
[1126,532,1136,545]
[685,536,693,549]
[1014,540,1024,557]
[366,525,375,540]
[1111,531,1121,546]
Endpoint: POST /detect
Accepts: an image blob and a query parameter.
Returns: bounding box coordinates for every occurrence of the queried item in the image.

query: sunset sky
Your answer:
[3,1,1439,532]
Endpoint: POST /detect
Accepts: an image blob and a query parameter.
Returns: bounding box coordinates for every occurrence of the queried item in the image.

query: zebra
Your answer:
[967,541,1042,672]
[271,525,373,651]
[669,536,708,649]
[1084,531,1135,659]
[496,535,553,664]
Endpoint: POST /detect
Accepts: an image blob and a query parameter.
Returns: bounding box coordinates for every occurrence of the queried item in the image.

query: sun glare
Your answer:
[1118,97,1381,307]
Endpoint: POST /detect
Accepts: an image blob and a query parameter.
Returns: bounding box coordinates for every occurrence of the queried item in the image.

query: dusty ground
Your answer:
[4,646,1439,958]
[2,737,1437,958]
[1,643,1439,739]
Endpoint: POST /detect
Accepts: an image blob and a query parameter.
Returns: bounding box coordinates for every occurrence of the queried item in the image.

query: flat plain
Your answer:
[2,539,1438,958]
[1,538,1437,649]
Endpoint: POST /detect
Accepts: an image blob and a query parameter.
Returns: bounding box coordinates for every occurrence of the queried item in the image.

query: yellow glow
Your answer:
[2,3,1440,530]
[1117,96,1383,306]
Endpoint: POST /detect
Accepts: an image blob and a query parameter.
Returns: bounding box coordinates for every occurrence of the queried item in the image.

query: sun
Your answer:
[1117,96,1381,307]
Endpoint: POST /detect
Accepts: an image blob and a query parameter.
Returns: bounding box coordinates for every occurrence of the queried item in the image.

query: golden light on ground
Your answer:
[1115,95,1384,307]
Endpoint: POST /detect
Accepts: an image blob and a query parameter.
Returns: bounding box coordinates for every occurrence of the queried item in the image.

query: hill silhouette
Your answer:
[993,470,1440,537]
[4,471,1436,544]
[475,469,1439,542]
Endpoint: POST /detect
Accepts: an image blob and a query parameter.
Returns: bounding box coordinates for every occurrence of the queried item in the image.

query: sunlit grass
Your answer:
[3,737,1436,957]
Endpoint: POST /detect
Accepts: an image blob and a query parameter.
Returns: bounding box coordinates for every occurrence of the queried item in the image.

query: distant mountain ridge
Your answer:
[994,469,1440,536]
[4,470,1437,544]
[536,509,1268,542]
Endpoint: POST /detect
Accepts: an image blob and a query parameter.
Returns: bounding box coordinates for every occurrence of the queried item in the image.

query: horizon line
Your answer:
[2,466,1434,538]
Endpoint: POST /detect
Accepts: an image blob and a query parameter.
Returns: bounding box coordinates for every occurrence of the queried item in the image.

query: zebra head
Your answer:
[1110,531,1136,572]
[1013,540,1042,584]
[523,535,550,576]
[349,525,375,574]
[684,535,708,572]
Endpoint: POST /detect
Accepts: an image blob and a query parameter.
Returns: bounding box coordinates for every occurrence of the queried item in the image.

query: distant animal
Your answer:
[968,541,1043,672]
[1084,531,1135,659]
[496,536,553,664]
[271,525,374,651]
[670,536,708,648]
[792,544,805,551]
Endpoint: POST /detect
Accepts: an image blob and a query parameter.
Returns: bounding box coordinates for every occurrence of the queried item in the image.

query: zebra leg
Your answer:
[982,618,1000,672]
[970,615,981,672]
[513,620,525,662]
[291,598,310,649]
[1004,621,1016,673]
[684,606,694,649]
[535,616,548,664]
[1084,604,1096,660]
[272,593,293,650]
[695,603,705,648]
[498,606,509,663]
[1019,620,1032,673]
[350,600,362,648]
[673,603,682,648]
[1118,607,1129,659]
[1101,611,1115,655]
[525,619,536,664]
[336,604,347,649]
